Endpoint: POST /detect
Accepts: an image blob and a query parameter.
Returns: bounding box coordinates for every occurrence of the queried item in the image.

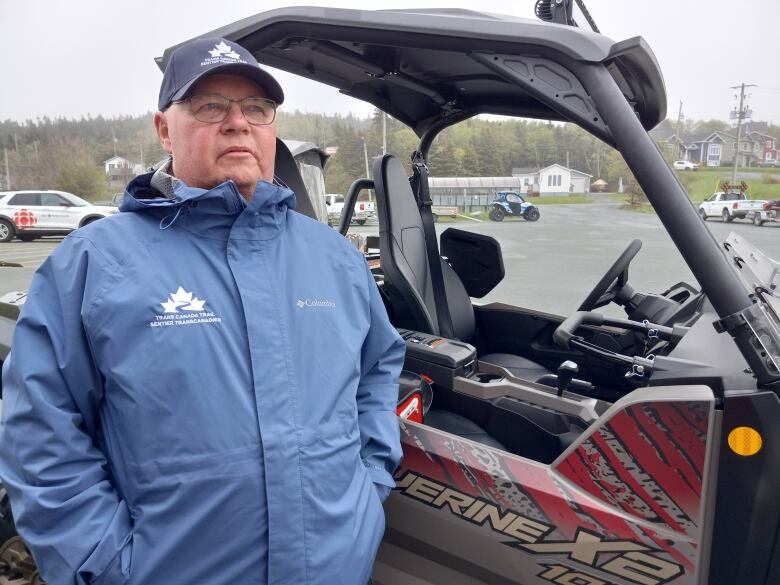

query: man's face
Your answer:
[154,74,277,201]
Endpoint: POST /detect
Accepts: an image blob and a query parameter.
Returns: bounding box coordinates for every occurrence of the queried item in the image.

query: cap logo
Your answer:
[202,41,246,67]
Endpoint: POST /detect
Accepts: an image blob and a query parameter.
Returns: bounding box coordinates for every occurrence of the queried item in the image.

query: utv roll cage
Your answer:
[157,5,780,391]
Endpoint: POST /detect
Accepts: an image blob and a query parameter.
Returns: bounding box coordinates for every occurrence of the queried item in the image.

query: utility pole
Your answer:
[363,138,372,202]
[730,83,756,185]
[382,112,387,155]
[4,148,10,191]
[566,150,570,169]
[596,146,601,179]
[675,101,684,160]
[676,101,684,136]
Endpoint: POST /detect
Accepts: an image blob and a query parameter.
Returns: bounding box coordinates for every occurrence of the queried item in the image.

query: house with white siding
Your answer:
[511,164,592,196]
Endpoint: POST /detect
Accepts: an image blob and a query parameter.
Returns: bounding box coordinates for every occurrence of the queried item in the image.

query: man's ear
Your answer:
[154,111,173,154]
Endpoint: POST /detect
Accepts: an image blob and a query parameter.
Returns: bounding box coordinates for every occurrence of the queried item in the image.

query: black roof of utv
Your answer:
[157,7,666,143]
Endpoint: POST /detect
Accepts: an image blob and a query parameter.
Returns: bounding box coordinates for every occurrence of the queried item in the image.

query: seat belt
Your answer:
[410,151,455,339]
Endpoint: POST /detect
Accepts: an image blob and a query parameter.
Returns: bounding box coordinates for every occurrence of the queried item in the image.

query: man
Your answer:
[0,37,404,585]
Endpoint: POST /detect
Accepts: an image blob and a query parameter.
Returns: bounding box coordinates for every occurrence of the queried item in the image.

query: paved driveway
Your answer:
[1,204,777,317]
[356,200,780,316]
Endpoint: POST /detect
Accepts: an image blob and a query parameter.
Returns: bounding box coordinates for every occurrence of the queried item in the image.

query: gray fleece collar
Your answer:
[150,157,178,199]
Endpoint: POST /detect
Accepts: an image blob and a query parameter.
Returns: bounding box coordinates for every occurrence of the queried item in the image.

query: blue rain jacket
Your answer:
[0,173,405,585]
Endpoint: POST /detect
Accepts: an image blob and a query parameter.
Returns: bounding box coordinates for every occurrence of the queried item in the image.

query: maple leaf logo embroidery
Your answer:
[161,287,207,313]
[208,41,240,60]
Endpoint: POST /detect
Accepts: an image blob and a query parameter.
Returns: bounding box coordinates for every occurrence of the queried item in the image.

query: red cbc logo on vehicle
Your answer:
[13,209,37,228]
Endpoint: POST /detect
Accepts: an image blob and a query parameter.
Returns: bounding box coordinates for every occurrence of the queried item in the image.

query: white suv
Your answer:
[673,160,699,171]
[0,190,118,242]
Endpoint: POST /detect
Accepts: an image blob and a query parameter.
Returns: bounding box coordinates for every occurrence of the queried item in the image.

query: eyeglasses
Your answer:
[173,94,277,125]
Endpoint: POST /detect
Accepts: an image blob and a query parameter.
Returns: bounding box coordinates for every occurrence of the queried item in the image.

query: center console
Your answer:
[398,328,607,424]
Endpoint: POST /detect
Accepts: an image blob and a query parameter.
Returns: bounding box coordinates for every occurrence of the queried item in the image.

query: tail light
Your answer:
[358,202,365,211]
[764,202,770,210]
[732,202,738,209]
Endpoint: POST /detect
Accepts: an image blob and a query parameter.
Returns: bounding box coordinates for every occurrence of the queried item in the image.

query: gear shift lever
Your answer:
[556,360,579,397]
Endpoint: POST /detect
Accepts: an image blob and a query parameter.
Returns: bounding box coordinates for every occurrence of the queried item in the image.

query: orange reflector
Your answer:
[727,426,762,456]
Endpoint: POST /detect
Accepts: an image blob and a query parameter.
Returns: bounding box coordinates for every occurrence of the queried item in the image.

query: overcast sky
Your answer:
[2,0,779,126]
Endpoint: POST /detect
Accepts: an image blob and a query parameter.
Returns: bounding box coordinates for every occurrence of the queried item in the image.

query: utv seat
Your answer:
[273,138,321,221]
[373,154,552,382]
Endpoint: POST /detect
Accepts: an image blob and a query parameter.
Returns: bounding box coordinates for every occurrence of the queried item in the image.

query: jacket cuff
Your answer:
[363,462,395,488]
[77,501,133,585]
[373,483,392,503]
[364,462,396,503]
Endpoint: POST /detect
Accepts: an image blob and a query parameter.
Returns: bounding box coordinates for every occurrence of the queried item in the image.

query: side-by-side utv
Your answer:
[2,3,780,585]
[182,5,779,584]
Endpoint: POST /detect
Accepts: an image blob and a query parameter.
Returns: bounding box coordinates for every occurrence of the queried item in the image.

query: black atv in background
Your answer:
[489,191,540,221]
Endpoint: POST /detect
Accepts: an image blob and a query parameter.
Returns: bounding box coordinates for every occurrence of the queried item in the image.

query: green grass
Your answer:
[677,167,780,202]
[525,195,593,205]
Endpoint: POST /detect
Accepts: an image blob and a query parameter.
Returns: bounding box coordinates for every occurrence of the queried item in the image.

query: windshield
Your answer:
[724,232,780,370]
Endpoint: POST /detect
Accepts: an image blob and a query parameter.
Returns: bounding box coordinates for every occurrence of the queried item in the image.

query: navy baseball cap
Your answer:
[158,37,284,111]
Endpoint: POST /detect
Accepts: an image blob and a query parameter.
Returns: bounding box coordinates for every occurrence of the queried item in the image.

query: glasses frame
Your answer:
[171,93,278,126]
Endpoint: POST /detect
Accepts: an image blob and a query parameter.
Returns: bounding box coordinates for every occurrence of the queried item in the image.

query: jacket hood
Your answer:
[118,172,298,240]
[119,172,297,216]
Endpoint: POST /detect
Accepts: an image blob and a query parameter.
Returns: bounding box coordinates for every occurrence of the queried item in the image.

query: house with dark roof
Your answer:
[742,122,780,167]
[684,131,738,167]
[651,119,780,167]
[650,119,688,160]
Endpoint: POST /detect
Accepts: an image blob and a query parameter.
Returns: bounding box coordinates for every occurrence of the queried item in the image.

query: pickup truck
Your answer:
[0,190,118,242]
[698,190,767,223]
[324,193,368,225]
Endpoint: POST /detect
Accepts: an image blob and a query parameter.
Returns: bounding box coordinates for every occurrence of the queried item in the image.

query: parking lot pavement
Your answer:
[351,202,780,316]
[0,238,64,266]
[0,238,64,294]
[1,207,778,316]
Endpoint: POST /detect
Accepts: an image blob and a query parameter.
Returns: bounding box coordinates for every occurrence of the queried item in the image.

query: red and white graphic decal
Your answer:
[394,399,712,584]
[13,209,37,228]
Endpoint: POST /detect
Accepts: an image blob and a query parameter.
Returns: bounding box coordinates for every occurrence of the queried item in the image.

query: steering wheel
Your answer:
[578,239,642,311]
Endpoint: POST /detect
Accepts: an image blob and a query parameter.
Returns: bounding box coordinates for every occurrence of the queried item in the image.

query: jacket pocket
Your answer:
[299,419,385,584]
[81,527,133,585]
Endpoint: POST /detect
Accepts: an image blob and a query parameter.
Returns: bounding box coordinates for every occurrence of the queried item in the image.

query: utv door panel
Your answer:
[709,391,780,585]
[375,386,719,585]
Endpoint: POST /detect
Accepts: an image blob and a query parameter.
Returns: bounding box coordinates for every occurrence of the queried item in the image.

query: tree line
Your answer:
[0,111,772,201]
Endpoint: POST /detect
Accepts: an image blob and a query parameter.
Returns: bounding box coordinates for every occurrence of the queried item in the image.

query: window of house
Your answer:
[708,144,721,156]
[547,174,562,187]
